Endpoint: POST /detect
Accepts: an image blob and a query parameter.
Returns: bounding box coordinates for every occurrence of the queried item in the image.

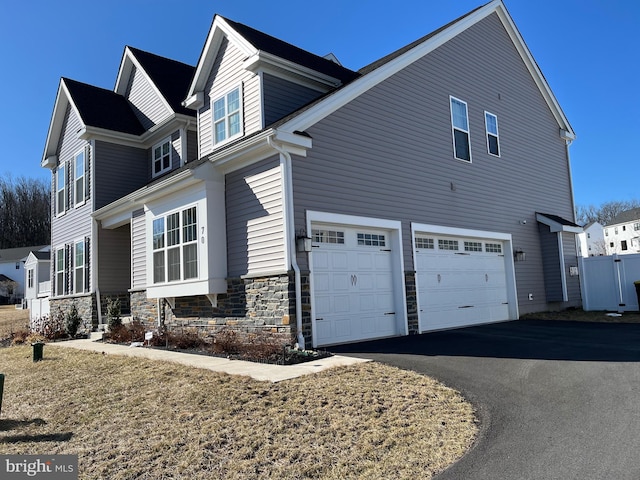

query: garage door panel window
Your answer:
[415,237,435,249]
[439,239,459,251]
[464,241,483,252]
[312,229,344,244]
[485,243,502,253]
[357,233,386,247]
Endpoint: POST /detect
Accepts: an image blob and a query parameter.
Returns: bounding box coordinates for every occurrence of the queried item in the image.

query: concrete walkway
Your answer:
[48,336,369,383]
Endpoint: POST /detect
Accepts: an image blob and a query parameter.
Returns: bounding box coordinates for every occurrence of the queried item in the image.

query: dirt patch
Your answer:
[0,346,477,479]
[522,309,640,323]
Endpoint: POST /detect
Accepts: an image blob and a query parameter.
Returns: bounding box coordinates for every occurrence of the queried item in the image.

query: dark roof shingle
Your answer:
[64,78,145,135]
[608,208,640,226]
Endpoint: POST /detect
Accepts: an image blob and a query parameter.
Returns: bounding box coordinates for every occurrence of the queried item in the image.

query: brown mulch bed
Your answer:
[522,309,640,323]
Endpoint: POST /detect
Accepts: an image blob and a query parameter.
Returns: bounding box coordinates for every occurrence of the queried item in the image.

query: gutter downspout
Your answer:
[92,218,102,327]
[267,136,305,350]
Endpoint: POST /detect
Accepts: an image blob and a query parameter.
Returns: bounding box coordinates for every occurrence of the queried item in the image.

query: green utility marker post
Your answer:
[32,342,44,362]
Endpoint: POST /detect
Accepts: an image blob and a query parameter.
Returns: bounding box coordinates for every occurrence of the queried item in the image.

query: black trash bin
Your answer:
[635,281,640,309]
[32,342,44,362]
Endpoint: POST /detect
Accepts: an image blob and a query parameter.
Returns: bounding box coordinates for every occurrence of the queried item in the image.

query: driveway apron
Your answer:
[330,320,640,480]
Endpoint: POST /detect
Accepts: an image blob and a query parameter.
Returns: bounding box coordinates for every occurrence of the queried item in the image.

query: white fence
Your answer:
[29,297,50,322]
[579,254,640,312]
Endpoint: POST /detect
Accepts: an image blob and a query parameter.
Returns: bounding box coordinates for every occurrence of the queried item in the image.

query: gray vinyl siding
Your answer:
[226,157,285,277]
[51,105,92,286]
[97,224,131,294]
[131,209,146,289]
[125,65,171,130]
[198,36,262,158]
[94,141,147,210]
[538,225,563,302]
[187,130,198,163]
[262,73,323,126]
[562,231,581,304]
[291,13,574,313]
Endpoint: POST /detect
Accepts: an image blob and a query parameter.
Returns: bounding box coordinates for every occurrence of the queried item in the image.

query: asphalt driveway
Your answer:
[330,319,640,480]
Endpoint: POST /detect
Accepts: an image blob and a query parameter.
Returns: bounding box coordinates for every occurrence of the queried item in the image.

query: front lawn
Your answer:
[0,346,476,479]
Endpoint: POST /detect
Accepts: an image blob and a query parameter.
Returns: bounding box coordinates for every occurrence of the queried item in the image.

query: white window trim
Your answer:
[152,137,173,178]
[55,246,65,296]
[56,163,66,217]
[450,96,472,163]
[73,239,85,294]
[484,111,500,157]
[151,205,199,285]
[73,148,86,207]
[212,84,243,148]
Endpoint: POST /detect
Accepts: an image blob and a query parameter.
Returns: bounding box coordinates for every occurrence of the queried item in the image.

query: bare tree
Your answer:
[576,199,640,226]
[0,176,50,248]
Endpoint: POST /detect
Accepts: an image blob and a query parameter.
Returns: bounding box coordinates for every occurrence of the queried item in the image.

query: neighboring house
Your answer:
[24,250,52,321]
[41,0,581,348]
[604,208,640,255]
[577,222,605,257]
[0,245,49,304]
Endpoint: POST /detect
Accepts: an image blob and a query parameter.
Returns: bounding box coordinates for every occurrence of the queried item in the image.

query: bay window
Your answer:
[153,206,198,284]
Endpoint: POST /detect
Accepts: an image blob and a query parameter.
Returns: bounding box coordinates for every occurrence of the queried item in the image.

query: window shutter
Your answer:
[84,145,90,202]
[84,237,90,292]
[64,245,70,295]
[65,162,70,212]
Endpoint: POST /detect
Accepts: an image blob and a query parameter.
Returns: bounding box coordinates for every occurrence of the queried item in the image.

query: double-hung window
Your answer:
[485,112,500,156]
[55,248,65,295]
[153,138,172,177]
[153,206,198,284]
[27,269,34,289]
[450,97,471,162]
[213,87,241,145]
[74,240,85,294]
[74,149,86,206]
[56,163,66,215]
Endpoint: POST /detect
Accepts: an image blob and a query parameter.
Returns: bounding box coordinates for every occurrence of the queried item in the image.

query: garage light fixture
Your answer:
[296,235,312,252]
[514,249,526,262]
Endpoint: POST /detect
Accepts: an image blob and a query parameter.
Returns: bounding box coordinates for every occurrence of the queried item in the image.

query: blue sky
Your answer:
[1,0,637,208]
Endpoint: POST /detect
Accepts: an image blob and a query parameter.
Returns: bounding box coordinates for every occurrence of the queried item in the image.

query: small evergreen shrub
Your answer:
[106,297,122,331]
[65,304,82,337]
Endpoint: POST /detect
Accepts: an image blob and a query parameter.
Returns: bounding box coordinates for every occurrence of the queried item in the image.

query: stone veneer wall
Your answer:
[49,294,98,330]
[133,273,299,346]
[404,271,419,334]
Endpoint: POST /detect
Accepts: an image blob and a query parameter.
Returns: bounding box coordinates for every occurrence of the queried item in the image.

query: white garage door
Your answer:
[312,225,397,346]
[415,234,510,331]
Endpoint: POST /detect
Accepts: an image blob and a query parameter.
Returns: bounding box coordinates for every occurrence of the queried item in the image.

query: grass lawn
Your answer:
[0,305,29,341]
[0,345,477,479]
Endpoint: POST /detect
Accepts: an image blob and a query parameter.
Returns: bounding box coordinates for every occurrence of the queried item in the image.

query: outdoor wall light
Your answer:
[296,236,312,252]
[514,249,526,262]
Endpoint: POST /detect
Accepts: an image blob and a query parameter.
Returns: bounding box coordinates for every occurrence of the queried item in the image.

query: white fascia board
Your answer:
[42,80,87,165]
[281,0,573,138]
[183,91,204,110]
[114,48,134,96]
[536,213,583,233]
[244,51,341,89]
[187,15,257,99]
[81,115,192,148]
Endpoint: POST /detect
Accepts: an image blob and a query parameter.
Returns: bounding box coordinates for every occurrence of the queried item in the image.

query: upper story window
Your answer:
[484,112,500,157]
[74,149,86,207]
[623,225,627,231]
[450,97,471,162]
[213,87,242,145]
[56,163,66,216]
[153,138,172,177]
[635,223,640,231]
[605,229,609,236]
[152,206,199,284]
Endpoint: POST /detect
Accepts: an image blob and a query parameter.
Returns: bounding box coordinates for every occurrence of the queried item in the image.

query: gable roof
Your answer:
[220,17,360,85]
[277,0,574,138]
[118,47,196,117]
[186,15,360,104]
[64,78,146,135]
[0,245,49,263]
[608,208,640,227]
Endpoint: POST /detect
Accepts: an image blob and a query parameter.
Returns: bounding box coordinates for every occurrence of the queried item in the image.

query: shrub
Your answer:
[11,328,31,345]
[65,304,82,337]
[212,328,241,355]
[106,297,122,331]
[104,319,146,344]
[31,309,66,340]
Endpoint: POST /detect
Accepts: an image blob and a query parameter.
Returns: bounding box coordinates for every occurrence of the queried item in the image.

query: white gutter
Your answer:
[267,136,305,350]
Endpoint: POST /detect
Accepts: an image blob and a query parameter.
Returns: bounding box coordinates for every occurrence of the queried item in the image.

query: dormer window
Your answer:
[213,86,242,145]
[153,138,172,177]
